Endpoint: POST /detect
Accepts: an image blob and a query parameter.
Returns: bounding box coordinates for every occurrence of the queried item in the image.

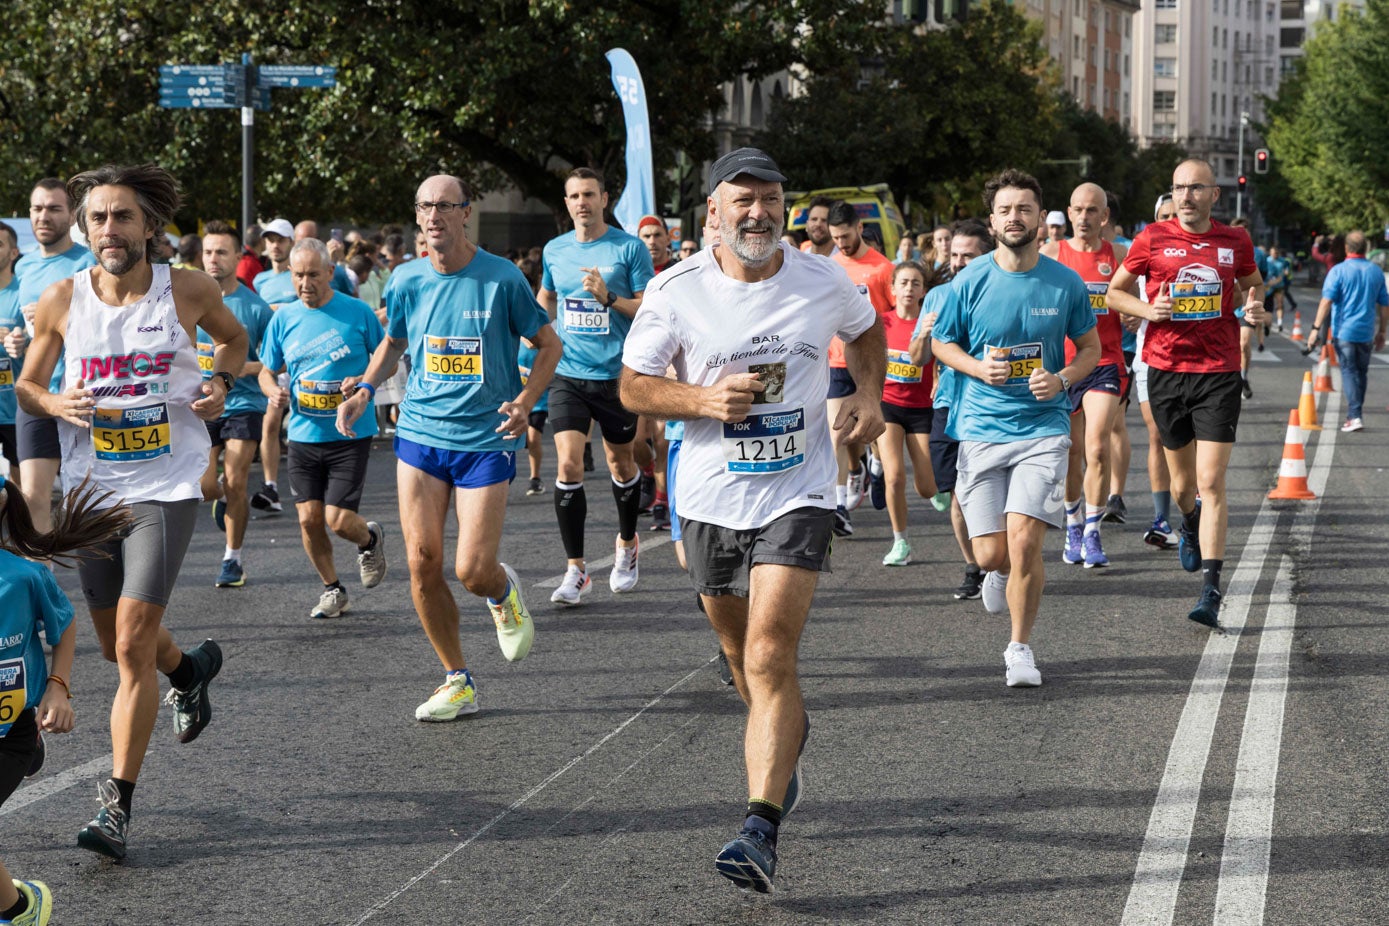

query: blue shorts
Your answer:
[667,438,683,542]
[827,367,856,399]
[395,436,516,489]
[1068,363,1122,415]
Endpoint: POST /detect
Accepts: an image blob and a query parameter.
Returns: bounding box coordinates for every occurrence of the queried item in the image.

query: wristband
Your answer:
[355,381,377,400]
[47,674,71,699]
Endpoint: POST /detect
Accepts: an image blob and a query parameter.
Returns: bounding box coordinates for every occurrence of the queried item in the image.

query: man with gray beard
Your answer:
[621,147,886,893]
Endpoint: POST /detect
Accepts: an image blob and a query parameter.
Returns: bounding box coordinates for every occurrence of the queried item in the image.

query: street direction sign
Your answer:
[159,63,244,108]
[257,65,336,88]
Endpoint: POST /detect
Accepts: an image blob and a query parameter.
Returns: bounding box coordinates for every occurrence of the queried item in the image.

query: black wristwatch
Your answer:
[602,291,618,309]
[213,371,235,393]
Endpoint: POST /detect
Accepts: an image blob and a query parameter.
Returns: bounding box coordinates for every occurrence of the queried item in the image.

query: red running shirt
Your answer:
[1055,240,1125,368]
[882,310,934,408]
[829,248,894,368]
[1122,219,1258,373]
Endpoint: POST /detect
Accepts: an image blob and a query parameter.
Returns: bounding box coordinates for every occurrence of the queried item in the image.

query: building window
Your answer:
[1152,124,1177,139]
[1213,26,1220,45]
[1266,65,1274,82]
[1123,91,1130,115]
[1155,0,1178,8]
[1124,53,1130,75]
[1224,27,1229,48]
[1155,90,1177,110]
[1156,57,1178,77]
[1156,23,1178,41]
[1074,35,1081,56]
[1074,75,1082,97]
[1281,26,1305,45]
[1126,17,1131,36]
[1213,60,1219,79]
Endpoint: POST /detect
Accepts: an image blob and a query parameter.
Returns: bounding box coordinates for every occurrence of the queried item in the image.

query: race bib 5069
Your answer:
[885,349,922,384]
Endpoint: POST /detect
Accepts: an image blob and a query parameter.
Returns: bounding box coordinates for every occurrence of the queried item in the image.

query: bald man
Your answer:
[1107,159,1266,629]
[1041,182,1127,570]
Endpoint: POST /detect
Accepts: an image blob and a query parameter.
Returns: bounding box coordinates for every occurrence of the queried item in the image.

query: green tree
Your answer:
[0,0,883,230]
[1264,0,1389,231]
[763,0,1059,223]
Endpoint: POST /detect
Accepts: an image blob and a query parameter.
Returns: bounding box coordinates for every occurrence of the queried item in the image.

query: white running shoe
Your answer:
[357,522,387,588]
[1004,642,1042,687]
[488,563,534,662]
[981,571,1009,614]
[610,535,639,593]
[311,585,349,619]
[550,565,591,606]
[845,468,866,512]
[415,672,480,721]
[1342,418,1364,432]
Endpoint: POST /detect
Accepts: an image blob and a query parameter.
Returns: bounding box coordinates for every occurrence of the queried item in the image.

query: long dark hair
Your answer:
[1,477,132,565]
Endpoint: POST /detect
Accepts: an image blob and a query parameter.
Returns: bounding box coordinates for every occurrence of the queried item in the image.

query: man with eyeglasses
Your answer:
[336,175,559,721]
[1107,159,1266,629]
[536,167,655,605]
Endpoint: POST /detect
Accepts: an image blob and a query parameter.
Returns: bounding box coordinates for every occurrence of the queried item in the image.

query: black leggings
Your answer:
[0,709,38,807]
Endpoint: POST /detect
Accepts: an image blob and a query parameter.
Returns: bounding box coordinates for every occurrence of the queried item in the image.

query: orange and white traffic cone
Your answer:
[1290,311,1304,341]
[1313,351,1335,392]
[1297,370,1322,431]
[1269,409,1317,500]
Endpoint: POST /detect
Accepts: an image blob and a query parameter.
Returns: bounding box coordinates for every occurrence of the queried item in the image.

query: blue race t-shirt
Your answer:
[260,293,384,444]
[517,344,549,415]
[0,278,22,425]
[932,253,1095,443]
[914,284,957,409]
[253,268,297,307]
[196,284,274,416]
[331,263,355,297]
[383,250,549,452]
[0,549,74,736]
[15,243,98,393]
[1322,256,1389,343]
[542,226,654,380]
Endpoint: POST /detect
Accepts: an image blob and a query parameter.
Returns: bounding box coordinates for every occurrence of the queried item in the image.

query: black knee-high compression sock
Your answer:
[612,472,641,541]
[554,481,587,560]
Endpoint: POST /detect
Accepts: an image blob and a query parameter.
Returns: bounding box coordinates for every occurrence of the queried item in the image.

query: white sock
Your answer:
[893,531,908,543]
[836,485,847,507]
[1065,499,1083,527]
[265,481,276,490]
[1084,504,1104,536]
[225,547,241,564]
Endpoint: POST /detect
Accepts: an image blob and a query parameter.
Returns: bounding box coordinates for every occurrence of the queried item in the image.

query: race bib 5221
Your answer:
[92,404,171,461]
[1171,281,1222,321]
[425,336,483,383]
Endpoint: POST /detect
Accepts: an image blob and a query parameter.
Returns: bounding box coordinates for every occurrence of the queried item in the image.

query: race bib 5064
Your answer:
[425,336,483,383]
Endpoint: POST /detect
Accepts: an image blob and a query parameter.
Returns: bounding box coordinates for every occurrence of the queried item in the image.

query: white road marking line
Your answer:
[1249,351,1283,363]
[348,657,716,926]
[1122,377,1339,925]
[0,756,109,816]
[534,534,670,588]
[1212,559,1296,926]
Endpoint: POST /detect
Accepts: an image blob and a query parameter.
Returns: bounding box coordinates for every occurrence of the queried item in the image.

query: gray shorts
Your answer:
[1135,362,1151,405]
[956,435,1070,538]
[680,506,833,598]
[78,499,199,610]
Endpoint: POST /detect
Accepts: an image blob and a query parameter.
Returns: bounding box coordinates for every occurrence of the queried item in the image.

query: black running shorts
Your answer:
[1146,369,1243,448]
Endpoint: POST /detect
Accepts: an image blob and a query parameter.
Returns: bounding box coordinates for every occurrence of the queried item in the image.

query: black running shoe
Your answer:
[832,505,853,537]
[1187,587,1223,629]
[649,502,670,531]
[166,639,223,744]
[25,731,44,778]
[638,471,656,513]
[717,649,734,686]
[250,483,282,513]
[954,565,984,600]
[77,779,129,860]
[1102,494,1128,524]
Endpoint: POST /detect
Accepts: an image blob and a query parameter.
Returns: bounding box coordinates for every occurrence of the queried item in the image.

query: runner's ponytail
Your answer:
[0,476,132,564]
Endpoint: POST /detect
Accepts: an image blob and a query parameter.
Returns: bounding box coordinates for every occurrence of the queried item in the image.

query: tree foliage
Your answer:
[1265,0,1389,232]
[0,0,883,229]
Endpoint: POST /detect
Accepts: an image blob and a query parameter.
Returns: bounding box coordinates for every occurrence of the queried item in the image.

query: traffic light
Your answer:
[1238,175,1248,193]
[1254,148,1270,174]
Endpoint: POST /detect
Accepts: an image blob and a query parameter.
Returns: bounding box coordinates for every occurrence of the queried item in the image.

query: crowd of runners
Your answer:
[0,148,1274,917]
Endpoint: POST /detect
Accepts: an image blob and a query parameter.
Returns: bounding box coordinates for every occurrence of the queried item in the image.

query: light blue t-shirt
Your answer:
[196,284,274,416]
[1266,256,1290,288]
[383,250,549,452]
[331,263,355,297]
[260,293,384,444]
[1322,256,1389,343]
[253,268,297,307]
[914,285,957,409]
[517,344,549,415]
[932,253,1095,443]
[15,244,98,393]
[0,549,74,737]
[0,278,22,425]
[541,226,654,380]
[664,420,685,441]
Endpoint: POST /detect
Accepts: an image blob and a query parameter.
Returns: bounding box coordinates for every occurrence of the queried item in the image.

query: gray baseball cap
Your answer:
[708,147,787,193]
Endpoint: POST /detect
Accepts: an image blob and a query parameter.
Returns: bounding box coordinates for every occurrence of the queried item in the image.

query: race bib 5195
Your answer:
[297,379,344,416]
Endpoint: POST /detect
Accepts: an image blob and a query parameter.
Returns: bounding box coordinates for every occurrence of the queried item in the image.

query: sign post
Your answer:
[158,58,338,234]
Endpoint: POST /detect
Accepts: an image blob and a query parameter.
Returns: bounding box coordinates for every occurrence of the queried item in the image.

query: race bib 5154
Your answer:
[92,404,171,461]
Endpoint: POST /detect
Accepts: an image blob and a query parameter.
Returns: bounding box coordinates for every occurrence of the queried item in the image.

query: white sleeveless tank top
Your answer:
[59,263,210,506]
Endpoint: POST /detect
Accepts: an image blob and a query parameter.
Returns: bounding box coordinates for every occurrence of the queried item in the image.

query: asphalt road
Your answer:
[5,291,1385,925]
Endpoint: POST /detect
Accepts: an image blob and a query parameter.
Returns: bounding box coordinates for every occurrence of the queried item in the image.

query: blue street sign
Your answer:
[257,65,337,89]
[158,97,238,110]
[160,64,241,81]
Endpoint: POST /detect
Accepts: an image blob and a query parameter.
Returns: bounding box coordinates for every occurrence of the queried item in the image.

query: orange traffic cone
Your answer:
[1327,336,1339,366]
[1313,353,1335,392]
[1297,370,1322,431]
[1290,311,1304,341]
[1269,409,1317,500]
